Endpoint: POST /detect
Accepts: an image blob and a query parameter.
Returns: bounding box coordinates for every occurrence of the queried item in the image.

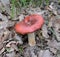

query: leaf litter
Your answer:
[0,0,60,57]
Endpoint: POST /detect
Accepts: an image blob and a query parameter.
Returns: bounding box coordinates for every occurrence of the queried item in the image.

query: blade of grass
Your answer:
[45,0,49,6]
[11,0,16,19]
[18,46,23,53]
[20,0,26,7]
[39,0,42,6]
[59,0,60,3]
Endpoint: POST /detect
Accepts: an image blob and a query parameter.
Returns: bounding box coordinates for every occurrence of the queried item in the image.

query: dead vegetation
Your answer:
[0,0,60,57]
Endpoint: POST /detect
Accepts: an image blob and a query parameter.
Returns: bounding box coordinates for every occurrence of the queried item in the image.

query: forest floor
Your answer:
[0,0,60,57]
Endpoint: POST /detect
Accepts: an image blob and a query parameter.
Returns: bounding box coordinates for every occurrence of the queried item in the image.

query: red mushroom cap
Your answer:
[14,14,44,34]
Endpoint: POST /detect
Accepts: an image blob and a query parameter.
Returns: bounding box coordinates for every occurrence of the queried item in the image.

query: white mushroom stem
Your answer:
[28,32,36,46]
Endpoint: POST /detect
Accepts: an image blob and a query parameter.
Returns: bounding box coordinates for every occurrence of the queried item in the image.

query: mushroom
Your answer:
[14,14,44,46]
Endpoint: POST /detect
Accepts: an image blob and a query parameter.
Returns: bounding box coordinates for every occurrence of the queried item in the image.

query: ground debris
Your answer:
[0,0,60,57]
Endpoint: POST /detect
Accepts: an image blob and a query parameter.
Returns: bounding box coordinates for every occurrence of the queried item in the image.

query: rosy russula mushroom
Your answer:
[14,14,44,46]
